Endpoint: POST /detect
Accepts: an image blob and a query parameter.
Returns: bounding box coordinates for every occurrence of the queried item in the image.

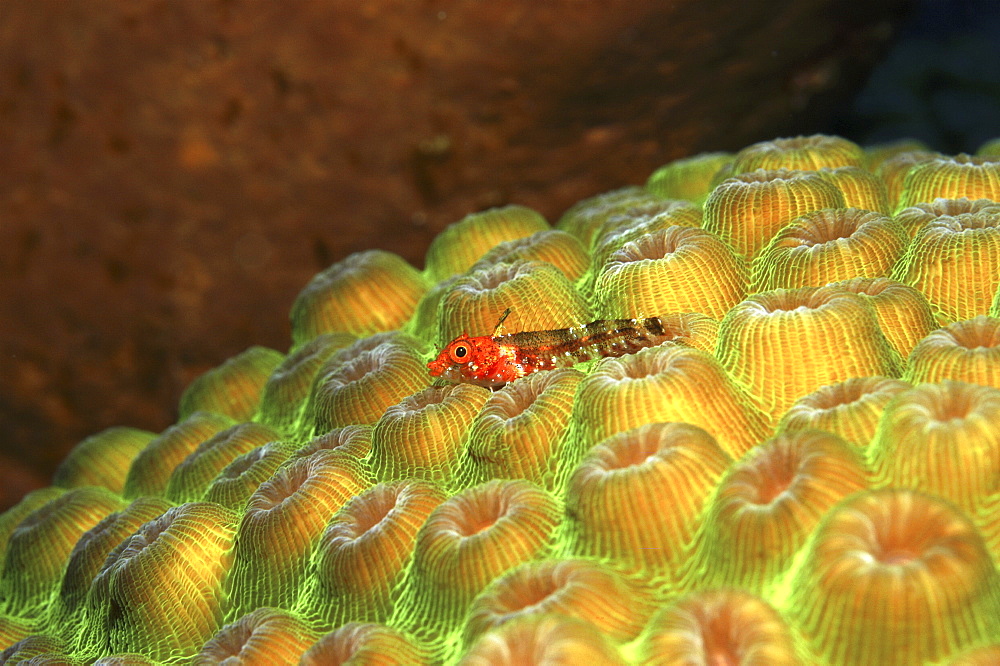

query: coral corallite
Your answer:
[592,225,748,320]
[777,375,912,449]
[1,487,124,620]
[192,607,318,666]
[638,589,800,666]
[717,285,903,420]
[687,429,869,594]
[10,134,1000,663]
[784,489,1000,666]
[573,343,771,460]
[462,557,655,648]
[224,450,370,620]
[299,622,427,666]
[457,368,583,492]
[459,614,626,666]
[81,502,239,661]
[305,335,430,433]
[369,384,490,485]
[391,480,560,658]
[750,207,908,291]
[904,315,1000,388]
[703,168,846,258]
[290,249,429,345]
[563,422,731,581]
[51,426,155,495]
[897,153,1000,209]
[892,208,1000,322]
[831,277,938,358]
[296,480,447,629]
[177,346,285,423]
[424,205,550,282]
[728,134,864,174]
[869,380,1000,518]
[434,259,591,348]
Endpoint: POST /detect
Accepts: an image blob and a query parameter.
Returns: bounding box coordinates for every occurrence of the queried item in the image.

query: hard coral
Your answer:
[3,135,1000,664]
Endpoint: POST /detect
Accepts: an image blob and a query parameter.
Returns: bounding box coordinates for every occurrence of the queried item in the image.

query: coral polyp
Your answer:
[1,487,124,620]
[7,134,1000,663]
[121,411,234,499]
[893,197,1000,238]
[592,225,748,320]
[646,151,732,204]
[687,429,869,594]
[904,315,1000,387]
[573,344,771,459]
[52,427,155,495]
[48,496,172,644]
[459,615,626,666]
[777,375,911,449]
[729,134,864,174]
[434,259,590,348]
[305,335,430,432]
[892,208,1000,321]
[290,249,429,345]
[296,481,446,629]
[392,480,559,658]
[468,230,590,284]
[564,422,731,580]
[163,422,279,503]
[256,332,356,437]
[424,205,549,282]
[457,368,583,492]
[785,489,1000,666]
[178,346,285,423]
[370,384,489,485]
[555,186,666,249]
[831,277,937,358]
[299,622,427,665]
[586,199,703,288]
[750,208,908,291]
[897,153,1000,209]
[717,285,903,420]
[224,451,370,620]
[462,558,654,648]
[869,381,1000,517]
[80,502,239,661]
[703,168,846,258]
[638,589,799,666]
[816,165,892,212]
[193,607,317,665]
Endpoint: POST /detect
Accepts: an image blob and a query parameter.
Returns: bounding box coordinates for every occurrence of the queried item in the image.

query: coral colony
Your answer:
[3,134,1000,664]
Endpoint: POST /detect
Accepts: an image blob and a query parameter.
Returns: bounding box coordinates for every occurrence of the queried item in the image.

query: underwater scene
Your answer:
[2,1,1000,664]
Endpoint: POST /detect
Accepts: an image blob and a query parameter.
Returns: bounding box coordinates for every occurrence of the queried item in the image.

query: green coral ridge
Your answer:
[3,134,1000,664]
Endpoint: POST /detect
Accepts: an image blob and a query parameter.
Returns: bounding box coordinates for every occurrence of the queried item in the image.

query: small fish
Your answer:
[427,309,678,388]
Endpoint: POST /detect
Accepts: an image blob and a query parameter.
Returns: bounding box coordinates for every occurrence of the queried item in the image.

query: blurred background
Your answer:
[1,0,997,509]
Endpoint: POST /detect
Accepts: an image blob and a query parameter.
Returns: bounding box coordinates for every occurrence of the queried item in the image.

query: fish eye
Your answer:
[449,343,471,364]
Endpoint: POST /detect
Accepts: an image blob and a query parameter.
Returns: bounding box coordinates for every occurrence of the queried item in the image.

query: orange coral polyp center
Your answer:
[453,499,506,537]
[878,548,921,565]
[499,578,559,613]
[257,468,307,509]
[928,395,975,422]
[350,493,398,536]
[607,440,662,470]
[753,476,792,505]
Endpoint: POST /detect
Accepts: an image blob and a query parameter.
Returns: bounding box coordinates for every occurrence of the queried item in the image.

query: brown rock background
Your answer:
[0,0,909,508]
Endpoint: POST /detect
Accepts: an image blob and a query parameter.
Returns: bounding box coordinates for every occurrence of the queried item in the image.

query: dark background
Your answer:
[2,0,996,509]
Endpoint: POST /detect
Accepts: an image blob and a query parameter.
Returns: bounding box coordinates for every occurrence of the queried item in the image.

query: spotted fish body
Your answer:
[427,315,676,388]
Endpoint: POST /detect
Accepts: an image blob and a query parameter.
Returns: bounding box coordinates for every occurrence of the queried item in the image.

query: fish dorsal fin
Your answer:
[492,308,513,337]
